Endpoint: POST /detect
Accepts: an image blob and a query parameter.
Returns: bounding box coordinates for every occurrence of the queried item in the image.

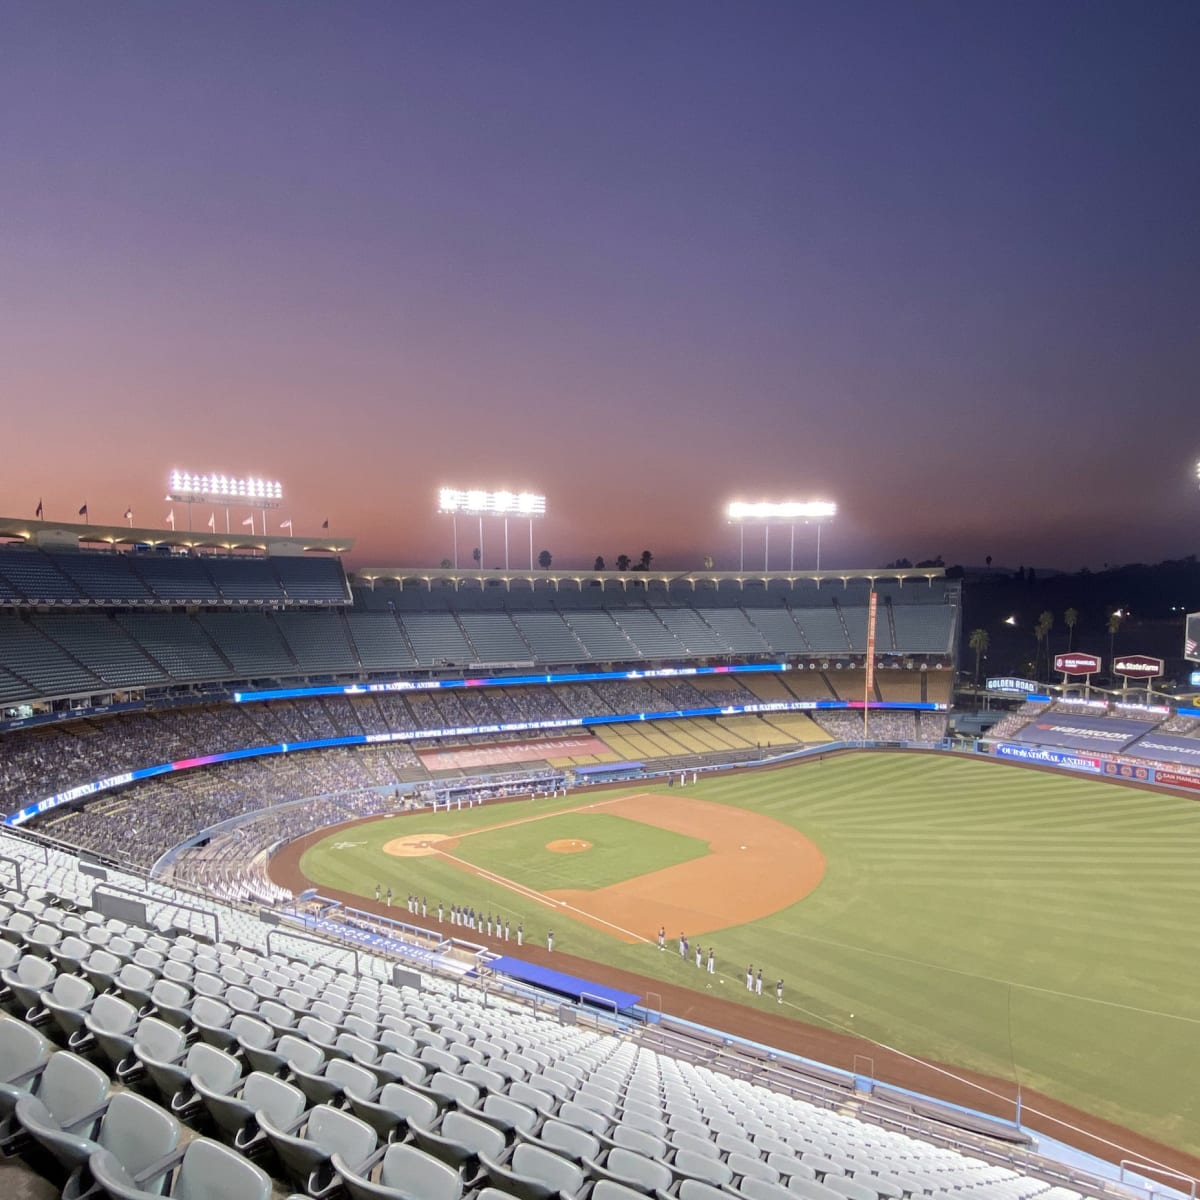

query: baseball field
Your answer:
[288,752,1200,1161]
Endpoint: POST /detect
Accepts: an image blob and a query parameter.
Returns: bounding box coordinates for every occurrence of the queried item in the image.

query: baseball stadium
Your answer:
[1,516,1198,1200]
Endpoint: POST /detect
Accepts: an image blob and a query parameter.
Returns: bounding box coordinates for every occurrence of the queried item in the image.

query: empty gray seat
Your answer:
[347,1080,440,1142]
[17,1086,178,1184]
[39,973,96,1041]
[558,1099,609,1135]
[246,1031,323,1077]
[429,1070,480,1109]
[3,954,57,1017]
[294,1057,378,1108]
[90,1135,273,1199]
[174,1043,243,1120]
[81,950,124,996]
[525,1117,599,1161]
[824,1177,881,1200]
[609,1124,666,1159]
[148,980,192,1028]
[195,1067,305,1151]
[189,997,238,1050]
[587,1147,674,1195]
[592,1181,648,1200]
[132,1018,194,1105]
[334,1141,464,1200]
[481,1142,585,1200]
[673,1181,735,1200]
[674,1149,734,1188]
[742,1181,800,1200]
[767,1154,816,1182]
[7,1049,108,1154]
[410,1108,508,1172]
[0,1017,53,1116]
[83,994,139,1074]
[789,1179,845,1200]
[259,1102,377,1199]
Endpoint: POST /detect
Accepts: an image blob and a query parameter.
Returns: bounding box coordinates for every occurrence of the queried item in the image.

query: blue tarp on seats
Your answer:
[488,956,640,1010]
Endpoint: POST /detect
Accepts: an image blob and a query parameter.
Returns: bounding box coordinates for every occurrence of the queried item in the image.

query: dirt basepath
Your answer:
[545,793,825,942]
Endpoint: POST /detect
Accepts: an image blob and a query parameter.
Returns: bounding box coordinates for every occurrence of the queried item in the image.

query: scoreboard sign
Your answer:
[1054,652,1101,675]
[1113,654,1164,679]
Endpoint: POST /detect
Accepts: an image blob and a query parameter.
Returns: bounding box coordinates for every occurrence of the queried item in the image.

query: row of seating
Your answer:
[0,601,955,704]
[0,549,350,607]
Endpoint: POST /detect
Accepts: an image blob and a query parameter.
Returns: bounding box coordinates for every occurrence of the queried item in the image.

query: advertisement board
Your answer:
[994,743,1102,773]
[1112,654,1164,679]
[1054,652,1101,675]
[1154,767,1200,792]
[985,677,1041,695]
[1015,714,1148,754]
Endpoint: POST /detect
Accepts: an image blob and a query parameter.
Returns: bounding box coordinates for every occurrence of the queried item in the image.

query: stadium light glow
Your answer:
[168,471,283,503]
[167,471,284,536]
[438,487,547,571]
[724,499,837,571]
[725,500,837,521]
[438,487,546,517]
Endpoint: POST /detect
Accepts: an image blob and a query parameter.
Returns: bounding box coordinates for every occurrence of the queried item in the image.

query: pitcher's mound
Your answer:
[383,833,459,857]
[547,839,592,854]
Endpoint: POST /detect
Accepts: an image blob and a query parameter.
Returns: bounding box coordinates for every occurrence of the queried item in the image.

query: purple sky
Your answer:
[2,2,1198,571]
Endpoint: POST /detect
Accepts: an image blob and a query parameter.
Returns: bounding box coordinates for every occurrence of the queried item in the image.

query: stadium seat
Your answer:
[89,1135,273,1200]
[347,1080,440,1142]
[259,1102,378,1199]
[37,972,96,1041]
[334,1142,465,1200]
[194,1067,305,1152]
[2,954,56,1020]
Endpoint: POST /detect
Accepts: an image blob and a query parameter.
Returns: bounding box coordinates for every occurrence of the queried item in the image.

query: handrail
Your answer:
[93,881,220,943]
[266,925,360,979]
[0,854,22,892]
[1120,1160,1197,1199]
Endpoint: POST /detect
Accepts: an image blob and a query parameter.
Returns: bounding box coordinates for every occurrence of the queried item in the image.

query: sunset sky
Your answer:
[2,2,1198,572]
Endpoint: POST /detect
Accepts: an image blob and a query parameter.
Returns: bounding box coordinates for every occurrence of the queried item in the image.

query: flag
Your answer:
[280,519,293,532]
[241,516,255,528]
[321,519,329,530]
[165,510,175,529]
[207,513,216,531]
[35,499,43,519]
[78,503,88,517]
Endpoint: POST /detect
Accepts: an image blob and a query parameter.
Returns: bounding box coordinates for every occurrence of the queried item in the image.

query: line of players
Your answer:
[658,925,783,1004]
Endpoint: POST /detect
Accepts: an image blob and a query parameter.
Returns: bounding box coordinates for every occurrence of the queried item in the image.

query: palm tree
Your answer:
[1108,610,1123,680]
[1064,607,1078,651]
[537,549,552,569]
[968,628,989,686]
[472,547,480,565]
[615,554,631,572]
[1034,610,1053,679]
[639,549,653,570]
[593,556,605,571]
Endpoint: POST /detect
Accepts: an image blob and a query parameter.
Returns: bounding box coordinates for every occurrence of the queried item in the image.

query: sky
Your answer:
[1,2,1198,572]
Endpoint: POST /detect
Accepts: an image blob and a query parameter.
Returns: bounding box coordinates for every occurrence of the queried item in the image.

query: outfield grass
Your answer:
[299,754,1200,1155]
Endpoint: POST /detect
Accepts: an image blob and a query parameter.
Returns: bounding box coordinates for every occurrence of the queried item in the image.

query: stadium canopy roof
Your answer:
[0,515,353,556]
[353,565,946,590]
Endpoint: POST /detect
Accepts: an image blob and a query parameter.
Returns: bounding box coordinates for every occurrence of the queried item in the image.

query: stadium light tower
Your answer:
[438,487,547,570]
[725,500,837,571]
[167,471,283,536]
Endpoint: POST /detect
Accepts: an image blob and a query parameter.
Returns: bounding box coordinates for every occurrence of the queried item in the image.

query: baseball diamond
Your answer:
[278,751,1200,1165]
